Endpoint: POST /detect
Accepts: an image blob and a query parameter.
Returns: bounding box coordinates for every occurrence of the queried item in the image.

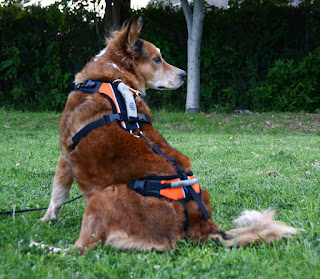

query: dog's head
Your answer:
[89,17,186,93]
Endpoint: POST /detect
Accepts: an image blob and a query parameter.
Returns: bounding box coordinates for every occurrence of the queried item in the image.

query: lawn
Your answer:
[0,109,319,279]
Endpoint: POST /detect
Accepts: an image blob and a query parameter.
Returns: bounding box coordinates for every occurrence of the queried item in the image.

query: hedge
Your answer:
[0,0,319,112]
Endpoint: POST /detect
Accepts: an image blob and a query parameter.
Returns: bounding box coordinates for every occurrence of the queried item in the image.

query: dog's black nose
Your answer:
[180,71,187,80]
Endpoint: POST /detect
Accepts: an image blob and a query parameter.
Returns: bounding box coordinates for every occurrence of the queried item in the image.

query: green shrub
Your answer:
[250,50,320,112]
[0,3,100,111]
[0,0,319,112]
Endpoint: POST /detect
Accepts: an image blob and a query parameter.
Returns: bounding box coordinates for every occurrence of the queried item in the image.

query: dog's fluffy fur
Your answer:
[41,17,298,253]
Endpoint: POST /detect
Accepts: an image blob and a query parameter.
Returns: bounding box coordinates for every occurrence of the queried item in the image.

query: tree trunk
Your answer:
[104,0,129,35]
[104,0,113,36]
[181,0,205,113]
[93,1,101,47]
[120,0,131,24]
[112,0,121,30]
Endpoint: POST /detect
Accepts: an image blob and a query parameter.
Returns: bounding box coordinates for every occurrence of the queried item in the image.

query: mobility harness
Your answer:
[73,80,211,230]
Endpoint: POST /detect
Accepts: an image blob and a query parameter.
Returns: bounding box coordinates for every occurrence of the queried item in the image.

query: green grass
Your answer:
[0,109,320,278]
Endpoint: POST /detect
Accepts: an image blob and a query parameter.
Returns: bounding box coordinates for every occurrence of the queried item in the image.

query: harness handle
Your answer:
[170,178,198,188]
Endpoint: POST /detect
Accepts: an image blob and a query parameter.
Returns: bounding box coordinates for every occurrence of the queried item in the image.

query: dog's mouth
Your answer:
[157,81,184,90]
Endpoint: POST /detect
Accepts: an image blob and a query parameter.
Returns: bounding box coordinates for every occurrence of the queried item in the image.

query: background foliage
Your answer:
[0,0,319,112]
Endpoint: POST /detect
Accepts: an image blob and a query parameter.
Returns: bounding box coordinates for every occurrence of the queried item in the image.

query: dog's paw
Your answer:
[30,241,64,253]
[41,209,59,222]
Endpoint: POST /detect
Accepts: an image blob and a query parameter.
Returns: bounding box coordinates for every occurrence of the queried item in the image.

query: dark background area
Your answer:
[0,0,319,112]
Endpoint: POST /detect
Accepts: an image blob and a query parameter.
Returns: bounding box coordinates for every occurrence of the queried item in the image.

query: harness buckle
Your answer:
[128,87,142,96]
[128,116,139,123]
[75,83,83,90]
[103,115,110,123]
[103,113,123,123]
[83,80,96,88]
[138,114,150,123]
[129,180,146,190]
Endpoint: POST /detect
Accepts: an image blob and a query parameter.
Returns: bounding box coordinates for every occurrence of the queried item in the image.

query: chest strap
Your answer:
[72,113,150,149]
[129,172,199,201]
[72,80,151,149]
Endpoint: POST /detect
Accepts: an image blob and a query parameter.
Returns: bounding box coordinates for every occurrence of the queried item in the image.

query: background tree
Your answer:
[181,0,205,113]
[104,0,130,35]
[1,0,319,112]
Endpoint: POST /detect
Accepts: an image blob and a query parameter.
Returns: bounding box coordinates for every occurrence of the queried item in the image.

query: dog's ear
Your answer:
[125,17,143,52]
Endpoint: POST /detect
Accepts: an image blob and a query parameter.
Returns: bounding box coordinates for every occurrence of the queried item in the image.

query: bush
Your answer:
[250,50,320,112]
[0,0,319,112]
[0,3,101,111]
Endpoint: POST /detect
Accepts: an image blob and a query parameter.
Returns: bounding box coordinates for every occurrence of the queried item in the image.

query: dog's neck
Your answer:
[74,58,146,94]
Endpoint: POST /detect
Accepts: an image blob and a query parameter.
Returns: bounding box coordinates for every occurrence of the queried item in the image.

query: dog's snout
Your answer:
[180,71,187,80]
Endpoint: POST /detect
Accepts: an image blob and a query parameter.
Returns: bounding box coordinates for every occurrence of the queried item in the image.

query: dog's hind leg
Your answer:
[75,185,178,253]
[41,155,73,222]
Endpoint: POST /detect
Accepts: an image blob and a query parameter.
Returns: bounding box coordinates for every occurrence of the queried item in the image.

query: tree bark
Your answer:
[93,0,101,47]
[104,0,129,35]
[112,0,121,30]
[181,0,192,34]
[181,0,205,113]
[104,0,113,36]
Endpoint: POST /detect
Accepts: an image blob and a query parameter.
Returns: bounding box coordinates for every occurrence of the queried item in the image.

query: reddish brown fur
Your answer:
[75,185,222,252]
[42,17,298,252]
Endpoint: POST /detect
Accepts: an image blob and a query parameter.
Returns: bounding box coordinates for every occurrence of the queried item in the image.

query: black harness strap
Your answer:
[72,114,122,148]
[75,80,103,94]
[72,80,151,149]
[180,200,189,231]
[186,186,211,219]
[138,132,187,179]
[136,132,211,221]
[72,113,150,149]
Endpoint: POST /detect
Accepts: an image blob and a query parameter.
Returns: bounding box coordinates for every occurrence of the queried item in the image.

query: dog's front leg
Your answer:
[41,155,73,222]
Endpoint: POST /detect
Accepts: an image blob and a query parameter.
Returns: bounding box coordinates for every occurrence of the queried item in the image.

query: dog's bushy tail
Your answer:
[219,210,298,247]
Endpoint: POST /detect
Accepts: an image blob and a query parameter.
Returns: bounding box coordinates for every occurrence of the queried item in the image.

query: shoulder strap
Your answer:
[72,113,151,149]
[71,80,151,149]
[72,114,122,148]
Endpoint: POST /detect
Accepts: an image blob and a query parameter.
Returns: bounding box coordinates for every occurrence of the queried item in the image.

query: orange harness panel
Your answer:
[98,83,126,129]
[160,175,200,201]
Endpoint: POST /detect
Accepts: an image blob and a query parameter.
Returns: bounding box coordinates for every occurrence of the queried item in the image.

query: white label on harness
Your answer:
[117,82,138,119]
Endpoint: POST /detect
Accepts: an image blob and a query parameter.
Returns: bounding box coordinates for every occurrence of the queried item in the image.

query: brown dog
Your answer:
[42,17,297,252]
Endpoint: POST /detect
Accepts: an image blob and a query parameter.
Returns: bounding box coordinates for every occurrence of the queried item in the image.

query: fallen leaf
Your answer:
[265,170,276,176]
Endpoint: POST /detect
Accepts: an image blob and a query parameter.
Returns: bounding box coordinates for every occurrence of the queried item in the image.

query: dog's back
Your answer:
[41,16,188,220]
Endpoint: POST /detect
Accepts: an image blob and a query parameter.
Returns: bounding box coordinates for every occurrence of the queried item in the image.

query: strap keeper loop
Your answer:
[103,115,110,123]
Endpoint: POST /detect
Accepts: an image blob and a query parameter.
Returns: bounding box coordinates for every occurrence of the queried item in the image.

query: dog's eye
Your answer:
[153,57,162,64]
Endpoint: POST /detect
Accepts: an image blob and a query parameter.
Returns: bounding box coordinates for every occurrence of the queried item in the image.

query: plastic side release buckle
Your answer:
[129,180,146,190]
